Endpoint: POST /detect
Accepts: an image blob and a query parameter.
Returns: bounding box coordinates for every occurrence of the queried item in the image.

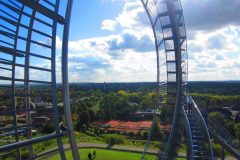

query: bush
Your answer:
[42,123,54,133]
[142,131,148,139]
[212,143,222,157]
[209,112,224,124]
[94,129,100,135]
[84,130,96,137]
[21,149,29,160]
[104,134,125,145]
[234,123,240,140]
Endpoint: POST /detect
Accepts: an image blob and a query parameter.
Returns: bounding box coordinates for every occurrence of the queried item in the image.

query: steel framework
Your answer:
[0,0,79,160]
[139,0,240,159]
[1,0,233,160]
[140,0,215,160]
[140,0,188,159]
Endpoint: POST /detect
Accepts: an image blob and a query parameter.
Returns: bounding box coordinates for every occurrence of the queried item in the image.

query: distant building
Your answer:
[132,109,160,120]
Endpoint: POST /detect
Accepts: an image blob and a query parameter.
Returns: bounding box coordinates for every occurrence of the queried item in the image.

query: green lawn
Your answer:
[48,148,186,160]
[48,148,154,160]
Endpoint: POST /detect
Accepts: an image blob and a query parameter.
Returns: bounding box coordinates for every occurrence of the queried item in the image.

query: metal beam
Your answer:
[17,0,65,24]
[0,133,65,151]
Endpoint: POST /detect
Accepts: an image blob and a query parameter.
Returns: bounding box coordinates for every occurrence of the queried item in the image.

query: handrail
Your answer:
[209,129,240,159]
[209,120,240,148]
[160,92,180,160]
[141,117,158,160]
[192,99,214,159]
[0,132,65,151]
[181,106,194,160]
[209,120,236,143]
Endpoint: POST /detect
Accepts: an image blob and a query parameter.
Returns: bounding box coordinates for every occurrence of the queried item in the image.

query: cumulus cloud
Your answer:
[62,0,240,82]
[187,26,240,81]
[68,56,111,72]
[182,0,240,31]
[108,30,154,52]
[115,1,147,29]
[2,0,237,83]
[101,0,135,4]
[101,19,117,31]
[207,34,227,50]
[55,26,156,82]
[92,0,240,81]
[101,1,149,30]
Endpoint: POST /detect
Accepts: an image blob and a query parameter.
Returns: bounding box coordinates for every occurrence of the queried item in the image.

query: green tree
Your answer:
[208,112,224,124]
[76,110,90,131]
[226,120,235,136]
[105,134,125,145]
[42,123,55,133]
[88,109,95,122]
[152,122,162,139]
[234,123,240,140]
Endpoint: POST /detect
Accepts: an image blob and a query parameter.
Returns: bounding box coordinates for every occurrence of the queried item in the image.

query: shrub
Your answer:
[21,149,29,160]
[234,123,240,140]
[84,130,96,137]
[142,131,148,139]
[129,132,134,138]
[42,123,54,133]
[212,143,222,157]
[104,134,125,145]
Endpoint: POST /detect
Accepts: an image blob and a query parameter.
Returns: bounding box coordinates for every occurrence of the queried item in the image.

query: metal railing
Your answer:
[208,120,240,159]
[181,105,194,160]
[191,98,214,160]
[0,0,79,159]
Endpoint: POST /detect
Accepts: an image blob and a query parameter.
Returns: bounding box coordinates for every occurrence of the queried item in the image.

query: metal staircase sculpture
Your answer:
[1,0,239,160]
[0,0,79,159]
[182,97,214,160]
[140,0,214,159]
[140,0,188,159]
[208,119,240,159]
[140,1,240,159]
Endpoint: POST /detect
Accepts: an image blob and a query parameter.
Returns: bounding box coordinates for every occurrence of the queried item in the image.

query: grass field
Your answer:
[48,148,185,160]
[49,148,153,160]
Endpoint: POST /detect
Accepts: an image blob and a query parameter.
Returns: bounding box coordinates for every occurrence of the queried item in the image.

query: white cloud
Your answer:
[56,36,62,49]
[55,27,156,82]
[101,0,135,3]
[65,0,240,82]
[101,19,117,31]
[182,0,240,31]
[101,1,148,30]
[6,0,239,83]
[115,1,145,29]
[187,26,240,81]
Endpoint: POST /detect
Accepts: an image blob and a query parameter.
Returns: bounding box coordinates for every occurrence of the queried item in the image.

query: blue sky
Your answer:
[70,0,125,40]
[57,0,240,82]
[1,0,240,83]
